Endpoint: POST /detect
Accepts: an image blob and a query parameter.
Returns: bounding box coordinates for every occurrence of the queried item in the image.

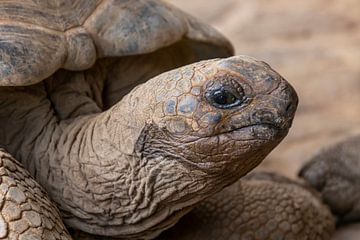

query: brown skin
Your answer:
[300,135,360,223]
[0,149,71,239]
[0,56,297,238]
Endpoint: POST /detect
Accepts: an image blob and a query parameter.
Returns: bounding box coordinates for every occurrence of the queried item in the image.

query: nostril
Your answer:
[285,102,292,114]
[251,110,275,124]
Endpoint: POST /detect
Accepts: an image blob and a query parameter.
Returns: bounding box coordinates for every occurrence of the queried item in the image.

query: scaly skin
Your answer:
[0,149,71,239]
[159,172,335,240]
[0,56,297,238]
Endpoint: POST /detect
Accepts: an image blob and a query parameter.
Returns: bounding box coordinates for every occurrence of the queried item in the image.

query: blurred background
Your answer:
[168,0,360,238]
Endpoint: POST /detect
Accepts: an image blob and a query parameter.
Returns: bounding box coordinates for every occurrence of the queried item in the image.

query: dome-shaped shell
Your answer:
[0,0,233,86]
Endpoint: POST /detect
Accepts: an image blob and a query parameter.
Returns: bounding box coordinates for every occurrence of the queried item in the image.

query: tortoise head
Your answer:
[135,55,298,180]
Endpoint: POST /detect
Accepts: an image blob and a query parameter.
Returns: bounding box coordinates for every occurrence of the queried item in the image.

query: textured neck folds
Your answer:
[41,81,211,237]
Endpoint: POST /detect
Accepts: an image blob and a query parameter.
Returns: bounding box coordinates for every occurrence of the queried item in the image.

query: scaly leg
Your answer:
[0,148,71,239]
[300,136,360,223]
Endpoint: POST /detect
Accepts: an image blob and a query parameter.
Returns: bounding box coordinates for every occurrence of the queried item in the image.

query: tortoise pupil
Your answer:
[213,89,237,105]
[205,86,246,109]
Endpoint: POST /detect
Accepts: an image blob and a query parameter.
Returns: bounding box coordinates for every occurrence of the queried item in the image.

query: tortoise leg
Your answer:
[300,135,360,223]
[0,148,71,239]
[158,172,335,240]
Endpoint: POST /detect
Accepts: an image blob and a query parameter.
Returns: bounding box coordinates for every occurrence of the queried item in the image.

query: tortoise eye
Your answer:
[213,89,237,105]
[206,86,245,109]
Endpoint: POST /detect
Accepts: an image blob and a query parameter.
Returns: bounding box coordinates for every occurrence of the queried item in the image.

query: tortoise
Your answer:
[0,0,336,239]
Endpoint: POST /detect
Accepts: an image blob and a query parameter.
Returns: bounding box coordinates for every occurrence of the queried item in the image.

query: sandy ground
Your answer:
[168,0,360,238]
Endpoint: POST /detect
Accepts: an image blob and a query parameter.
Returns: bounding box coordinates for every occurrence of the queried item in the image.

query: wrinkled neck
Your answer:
[100,84,156,155]
[52,81,247,237]
[44,80,208,237]
[52,113,209,238]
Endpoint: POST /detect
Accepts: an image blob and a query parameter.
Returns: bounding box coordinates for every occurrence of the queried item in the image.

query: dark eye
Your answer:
[206,87,245,109]
[213,89,237,105]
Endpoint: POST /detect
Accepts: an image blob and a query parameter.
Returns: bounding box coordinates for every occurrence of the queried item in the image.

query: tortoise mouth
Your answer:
[220,123,285,141]
[185,123,285,143]
[170,123,287,145]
